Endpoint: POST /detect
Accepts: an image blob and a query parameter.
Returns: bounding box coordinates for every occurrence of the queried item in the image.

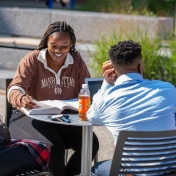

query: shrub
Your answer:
[77,0,175,17]
[89,32,176,85]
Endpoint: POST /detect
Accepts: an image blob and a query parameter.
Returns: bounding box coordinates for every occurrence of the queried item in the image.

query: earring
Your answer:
[71,44,74,50]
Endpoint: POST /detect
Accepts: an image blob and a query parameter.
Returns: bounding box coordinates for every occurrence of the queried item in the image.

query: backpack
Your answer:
[0,115,11,148]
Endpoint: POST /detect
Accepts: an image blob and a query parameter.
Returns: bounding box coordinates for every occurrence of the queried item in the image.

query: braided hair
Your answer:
[38,21,77,57]
[109,40,142,66]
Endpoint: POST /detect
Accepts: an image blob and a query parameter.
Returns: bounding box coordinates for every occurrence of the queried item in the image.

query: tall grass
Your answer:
[89,32,176,85]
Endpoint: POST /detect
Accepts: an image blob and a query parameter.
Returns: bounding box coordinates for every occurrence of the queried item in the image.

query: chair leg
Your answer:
[65,149,68,165]
[94,153,98,165]
[35,171,53,176]
[16,170,53,176]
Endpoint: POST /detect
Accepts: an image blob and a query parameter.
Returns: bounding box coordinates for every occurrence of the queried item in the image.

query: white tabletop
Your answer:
[28,114,92,126]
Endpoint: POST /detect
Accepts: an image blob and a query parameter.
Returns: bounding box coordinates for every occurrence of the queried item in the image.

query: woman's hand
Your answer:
[20,95,38,110]
[102,61,117,85]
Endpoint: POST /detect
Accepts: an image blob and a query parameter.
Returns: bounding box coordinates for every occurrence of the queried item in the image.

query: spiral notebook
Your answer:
[84,78,104,103]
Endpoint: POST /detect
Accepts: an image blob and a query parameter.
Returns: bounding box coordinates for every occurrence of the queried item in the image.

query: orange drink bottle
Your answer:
[78,84,90,121]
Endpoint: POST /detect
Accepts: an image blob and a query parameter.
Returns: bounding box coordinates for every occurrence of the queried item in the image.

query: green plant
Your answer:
[89,32,176,85]
[77,0,175,17]
[88,32,126,76]
[77,0,133,14]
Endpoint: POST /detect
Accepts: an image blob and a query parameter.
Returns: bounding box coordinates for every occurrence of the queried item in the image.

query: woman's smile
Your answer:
[54,53,63,60]
[47,32,71,62]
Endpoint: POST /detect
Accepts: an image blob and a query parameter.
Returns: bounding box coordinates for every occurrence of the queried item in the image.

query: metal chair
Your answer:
[5,78,13,127]
[109,130,176,176]
[3,78,52,176]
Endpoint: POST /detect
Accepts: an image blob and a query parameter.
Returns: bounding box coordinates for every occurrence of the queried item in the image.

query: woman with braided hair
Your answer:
[7,21,99,176]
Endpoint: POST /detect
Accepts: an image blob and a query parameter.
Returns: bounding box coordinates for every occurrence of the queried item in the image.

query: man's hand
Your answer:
[102,61,117,85]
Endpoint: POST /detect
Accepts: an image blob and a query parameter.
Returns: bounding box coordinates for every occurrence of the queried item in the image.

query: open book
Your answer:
[21,99,78,115]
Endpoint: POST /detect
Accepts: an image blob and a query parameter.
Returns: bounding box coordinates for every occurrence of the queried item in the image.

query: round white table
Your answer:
[28,114,93,176]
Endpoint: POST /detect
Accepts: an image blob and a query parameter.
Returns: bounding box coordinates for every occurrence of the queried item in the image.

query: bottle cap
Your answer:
[82,84,88,89]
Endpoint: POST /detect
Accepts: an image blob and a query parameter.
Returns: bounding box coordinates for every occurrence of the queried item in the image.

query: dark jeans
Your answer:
[9,110,99,176]
[0,145,40,176]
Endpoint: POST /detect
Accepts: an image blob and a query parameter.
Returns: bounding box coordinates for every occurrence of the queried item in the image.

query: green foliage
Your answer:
[89,32,176,85]
[77,0,176,83]
[77,0,134,14]
[147,0,175,16]
[88,32,127,76]
[166,39,176,83]
[77,0,176,17]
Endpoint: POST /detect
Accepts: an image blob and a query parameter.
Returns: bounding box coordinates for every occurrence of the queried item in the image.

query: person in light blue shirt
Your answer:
[87,40,176,176]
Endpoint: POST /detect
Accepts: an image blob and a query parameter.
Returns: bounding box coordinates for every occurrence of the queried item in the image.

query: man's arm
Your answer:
[87,60,116,125]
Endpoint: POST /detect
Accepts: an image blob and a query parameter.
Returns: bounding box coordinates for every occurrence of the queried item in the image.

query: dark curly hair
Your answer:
[38,20,77,57]
[108,40,142,65]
